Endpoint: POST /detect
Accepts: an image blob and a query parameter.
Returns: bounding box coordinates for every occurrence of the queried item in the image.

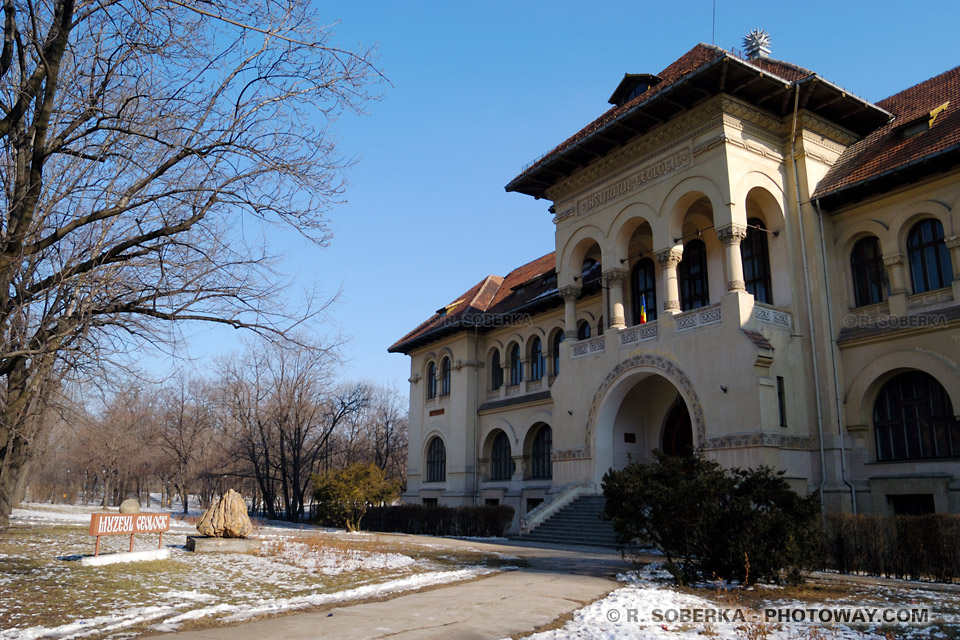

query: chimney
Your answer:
[742,29,772,60]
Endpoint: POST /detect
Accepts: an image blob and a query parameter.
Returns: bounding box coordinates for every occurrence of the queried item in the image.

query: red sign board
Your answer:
[88,513,171,556]
[89,513,170,535]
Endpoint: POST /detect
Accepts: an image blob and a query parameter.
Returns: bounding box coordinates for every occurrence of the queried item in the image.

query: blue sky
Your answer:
[165,0,960,395]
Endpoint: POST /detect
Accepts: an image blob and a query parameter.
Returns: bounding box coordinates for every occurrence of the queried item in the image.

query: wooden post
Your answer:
[95,536,101,557]
[129,533,135,552]
[158,531,164,550]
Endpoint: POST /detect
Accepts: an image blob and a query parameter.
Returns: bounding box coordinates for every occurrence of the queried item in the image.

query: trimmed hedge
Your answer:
[362,504,514,537]
[824,513,960,583]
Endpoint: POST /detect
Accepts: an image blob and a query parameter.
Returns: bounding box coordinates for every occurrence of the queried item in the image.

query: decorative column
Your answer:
[884,253,908,315]
[656,246,684,314]
[559,285,581,339]
[603,268,629,329]
[946,235,960,300]
[716,223,748,292]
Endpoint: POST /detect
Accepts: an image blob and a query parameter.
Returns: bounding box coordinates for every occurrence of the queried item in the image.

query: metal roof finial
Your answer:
[743,29,772,60]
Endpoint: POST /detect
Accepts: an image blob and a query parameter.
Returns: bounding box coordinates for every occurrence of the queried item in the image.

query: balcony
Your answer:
[571,335,605,358]
[568,299,794,361]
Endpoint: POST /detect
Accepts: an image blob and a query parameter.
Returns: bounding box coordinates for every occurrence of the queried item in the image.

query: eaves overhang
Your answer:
[506,53,891,200]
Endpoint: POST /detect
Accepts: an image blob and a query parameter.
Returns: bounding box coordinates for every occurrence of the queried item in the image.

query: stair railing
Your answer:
[518,482,596,535]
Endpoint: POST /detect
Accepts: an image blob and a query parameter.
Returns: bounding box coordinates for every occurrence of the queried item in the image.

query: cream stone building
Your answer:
[389,39,960,534]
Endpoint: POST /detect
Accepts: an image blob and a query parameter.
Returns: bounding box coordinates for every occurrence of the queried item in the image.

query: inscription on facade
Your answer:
[577,148,691,215]
[429,408,445,417]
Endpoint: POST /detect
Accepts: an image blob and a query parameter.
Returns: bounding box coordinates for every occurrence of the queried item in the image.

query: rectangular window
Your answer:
[526,498,543,513]
[485,498,500,506]
[422,498,438,507]
[777,376,787,427]
[623,432,636,443]
[887,494,935,515]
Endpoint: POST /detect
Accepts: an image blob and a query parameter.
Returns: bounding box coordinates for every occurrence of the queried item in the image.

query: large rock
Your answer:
[119,498,140,514]
[196,489,254,538]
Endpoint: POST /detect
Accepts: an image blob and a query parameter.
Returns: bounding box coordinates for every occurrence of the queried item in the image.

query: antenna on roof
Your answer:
[712,0,716,44]
[743,28,771,60]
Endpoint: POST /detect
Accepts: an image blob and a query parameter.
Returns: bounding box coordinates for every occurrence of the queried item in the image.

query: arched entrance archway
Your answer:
[661,399,693,457]
[586,355,705,486]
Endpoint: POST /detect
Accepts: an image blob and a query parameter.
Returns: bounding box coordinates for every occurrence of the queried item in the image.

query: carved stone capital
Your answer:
[716,223,748,244]
[656,246,684,268]
[727,279,746,291]
[883,254,904,268]
[945,235,960,251]
[602,267,629,286]
[558,285,581,302]
[664,300,681,311]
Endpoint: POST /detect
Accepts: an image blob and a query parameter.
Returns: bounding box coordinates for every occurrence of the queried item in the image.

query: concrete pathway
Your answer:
[145,537,633,640]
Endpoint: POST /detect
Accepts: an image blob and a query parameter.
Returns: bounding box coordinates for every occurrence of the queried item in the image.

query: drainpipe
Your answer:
[814,198,858,513]
[789,85,828,513]
[473,324,480,507]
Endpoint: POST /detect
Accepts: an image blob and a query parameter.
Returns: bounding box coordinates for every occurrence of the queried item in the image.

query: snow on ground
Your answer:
[1,502,509,640]
[519,564,960,640]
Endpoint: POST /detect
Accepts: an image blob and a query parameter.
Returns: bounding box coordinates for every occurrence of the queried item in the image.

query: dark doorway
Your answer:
[662,400,693,457]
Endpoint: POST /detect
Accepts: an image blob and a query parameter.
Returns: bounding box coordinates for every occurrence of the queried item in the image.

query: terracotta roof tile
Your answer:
[814,65,960,199]
[389,253,558,353]
[515,44,724,179]
[513,45,816,184]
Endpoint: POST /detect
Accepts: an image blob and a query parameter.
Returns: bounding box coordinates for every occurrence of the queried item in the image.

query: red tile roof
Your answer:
[515,44,725,178]
[388,253,558,353]
[814,65,960,201]
[510,45,819,187]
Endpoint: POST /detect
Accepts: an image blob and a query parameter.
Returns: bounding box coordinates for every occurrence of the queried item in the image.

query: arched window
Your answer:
[742,218,772,304]
[874,371,959,461]
[631,258,657,323]
[529,337,543,381]
[490,350,503,390]
[551,331,564,376]
[679,239,709,311]
[509,343,523,386]
[426,437,446,482]
[490,431,513,480]
[907,219,952,294]
[440,357,451,396]
[597,316,604,336]
[426,361,437,399]
[851,236,885,307]
[576,320,591,340]
[530,425,552,479]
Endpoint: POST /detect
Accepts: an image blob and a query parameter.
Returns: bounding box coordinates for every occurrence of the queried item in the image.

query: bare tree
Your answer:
[0,0,382,527]
[156,375,224,513]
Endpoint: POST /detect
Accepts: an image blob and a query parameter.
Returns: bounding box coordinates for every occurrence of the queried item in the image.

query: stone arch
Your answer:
[843,350,960,428]
[584,354,706,457]
[558,225,608,288]
[609,201,661,261]
[891,200,952,255]
[659,175,728,242]
[734,170,785,205]
[835,219,892,257]
[744,185,785,230]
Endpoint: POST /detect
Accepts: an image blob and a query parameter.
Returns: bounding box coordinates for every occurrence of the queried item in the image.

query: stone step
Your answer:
[514,495,619,549]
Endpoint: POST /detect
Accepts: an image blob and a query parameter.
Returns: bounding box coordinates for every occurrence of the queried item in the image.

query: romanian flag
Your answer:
[640,294,647,324]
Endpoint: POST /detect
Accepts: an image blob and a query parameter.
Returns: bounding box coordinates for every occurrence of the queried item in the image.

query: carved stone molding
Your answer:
[716,223,748,244]
[883,254,904,267]
[583,354,706,457]
[558,285,581,302]
[655,246,684,268]
[945,234,960,251]
[602,267,629,286]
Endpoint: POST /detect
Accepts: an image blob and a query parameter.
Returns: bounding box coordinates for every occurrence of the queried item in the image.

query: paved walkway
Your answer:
[145,536,633,640]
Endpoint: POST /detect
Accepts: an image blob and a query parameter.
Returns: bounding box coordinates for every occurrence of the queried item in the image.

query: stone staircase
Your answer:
[511,495,620,549]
